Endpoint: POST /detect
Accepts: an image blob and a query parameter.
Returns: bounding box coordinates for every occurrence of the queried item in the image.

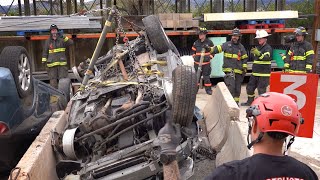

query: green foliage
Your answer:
[192,2,212,17]
[285,0,314,29]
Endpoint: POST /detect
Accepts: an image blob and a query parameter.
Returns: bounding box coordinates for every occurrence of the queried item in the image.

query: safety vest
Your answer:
[283,41,314,73]
[191,38,214,64]
[252,44,273,77]
[212,41,248,74]
[42,35,73,67]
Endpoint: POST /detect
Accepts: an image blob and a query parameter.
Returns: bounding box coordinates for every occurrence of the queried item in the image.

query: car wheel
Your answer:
[172,65,197,127]
[58,78,72,102]
[0,46,33,98]
[142,15,171,54]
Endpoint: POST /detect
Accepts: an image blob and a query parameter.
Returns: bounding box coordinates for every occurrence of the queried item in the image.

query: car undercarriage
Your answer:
[52,7,215,180]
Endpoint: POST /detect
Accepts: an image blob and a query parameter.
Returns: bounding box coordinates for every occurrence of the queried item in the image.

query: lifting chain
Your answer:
[113,9,158,105]
[72,7,159,105]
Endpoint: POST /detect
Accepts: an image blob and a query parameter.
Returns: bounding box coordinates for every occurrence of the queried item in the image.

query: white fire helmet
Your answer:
[255,30,271,39]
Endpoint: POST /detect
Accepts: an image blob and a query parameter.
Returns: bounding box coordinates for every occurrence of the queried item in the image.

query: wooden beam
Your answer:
[60,0,64,15]
[74,0,77,13]
[23,28,296,41]
[312,0,320,73]
[24,0,30,15]
[18,0,22,16]
[49,0,53,15]
[213,0,224,13]
[69,41,76,68]
[275,0,285,11]
[66,0,72,15]
[33,0,36,15]
[27,40,35,72]
[245,0,256,12]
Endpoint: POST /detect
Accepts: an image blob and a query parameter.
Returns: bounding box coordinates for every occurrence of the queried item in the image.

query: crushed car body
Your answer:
[52,6,214,180]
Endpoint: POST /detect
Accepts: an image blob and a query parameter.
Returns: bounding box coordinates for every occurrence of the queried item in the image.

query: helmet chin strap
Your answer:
[283,136,295,155]
[247,132,264,150]
[246,117,264,150]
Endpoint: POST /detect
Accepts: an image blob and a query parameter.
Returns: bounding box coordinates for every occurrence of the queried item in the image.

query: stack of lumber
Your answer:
[158,13,198,30]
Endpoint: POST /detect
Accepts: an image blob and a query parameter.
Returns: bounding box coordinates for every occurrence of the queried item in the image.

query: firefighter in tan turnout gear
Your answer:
[283,26,314,73]
[191,27,214,95]
[42,24,73,88]
[241,30,273,106]
[205,28,248,105]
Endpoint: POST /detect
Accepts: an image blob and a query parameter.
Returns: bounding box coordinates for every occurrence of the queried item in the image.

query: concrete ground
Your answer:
[193,83,320,178]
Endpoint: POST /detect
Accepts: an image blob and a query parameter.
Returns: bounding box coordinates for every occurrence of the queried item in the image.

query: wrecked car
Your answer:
[53,8,213,180]
[0,46,70,175]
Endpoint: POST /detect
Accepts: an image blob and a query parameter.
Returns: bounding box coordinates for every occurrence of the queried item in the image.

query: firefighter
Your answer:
[241,30,273,106]
[191,27,214,95]
[158,93,318,180]
[42,24,73,88]
[205,28,248,105]
[280,35,295,72]
[283,26,314,73]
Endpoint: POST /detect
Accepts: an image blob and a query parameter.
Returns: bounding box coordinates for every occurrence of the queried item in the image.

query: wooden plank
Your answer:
[192,20,199,27]
[160,20,167,27]
[158,13,172,20]
[179,13,192,20]
[204,11,298,22]
[178,20,187,28]
[165,20,179,28]
[159,13,173,20]
[186,20,193,27]
[172,13,180,20]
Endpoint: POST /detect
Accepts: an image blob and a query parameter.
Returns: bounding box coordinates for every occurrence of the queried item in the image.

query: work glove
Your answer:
[284,63,290,69]
[250,47,261,56]
[203,44,212,52]
[158,111,181,156]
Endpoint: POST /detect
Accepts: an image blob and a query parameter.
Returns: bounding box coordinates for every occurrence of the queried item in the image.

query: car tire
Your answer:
[0,46,33,98]
[172,65,197,127]
[142,15,171,54]
[58,78,72,102]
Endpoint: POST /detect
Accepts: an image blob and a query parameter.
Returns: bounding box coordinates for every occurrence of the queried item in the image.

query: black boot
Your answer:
[205,88,212,95]
[241,97,254,106]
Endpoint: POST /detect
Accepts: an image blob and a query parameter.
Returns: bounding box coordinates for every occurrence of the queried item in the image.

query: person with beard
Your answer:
[241,30,273,106]
[42,24,73,88]
[204,28,248,105]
